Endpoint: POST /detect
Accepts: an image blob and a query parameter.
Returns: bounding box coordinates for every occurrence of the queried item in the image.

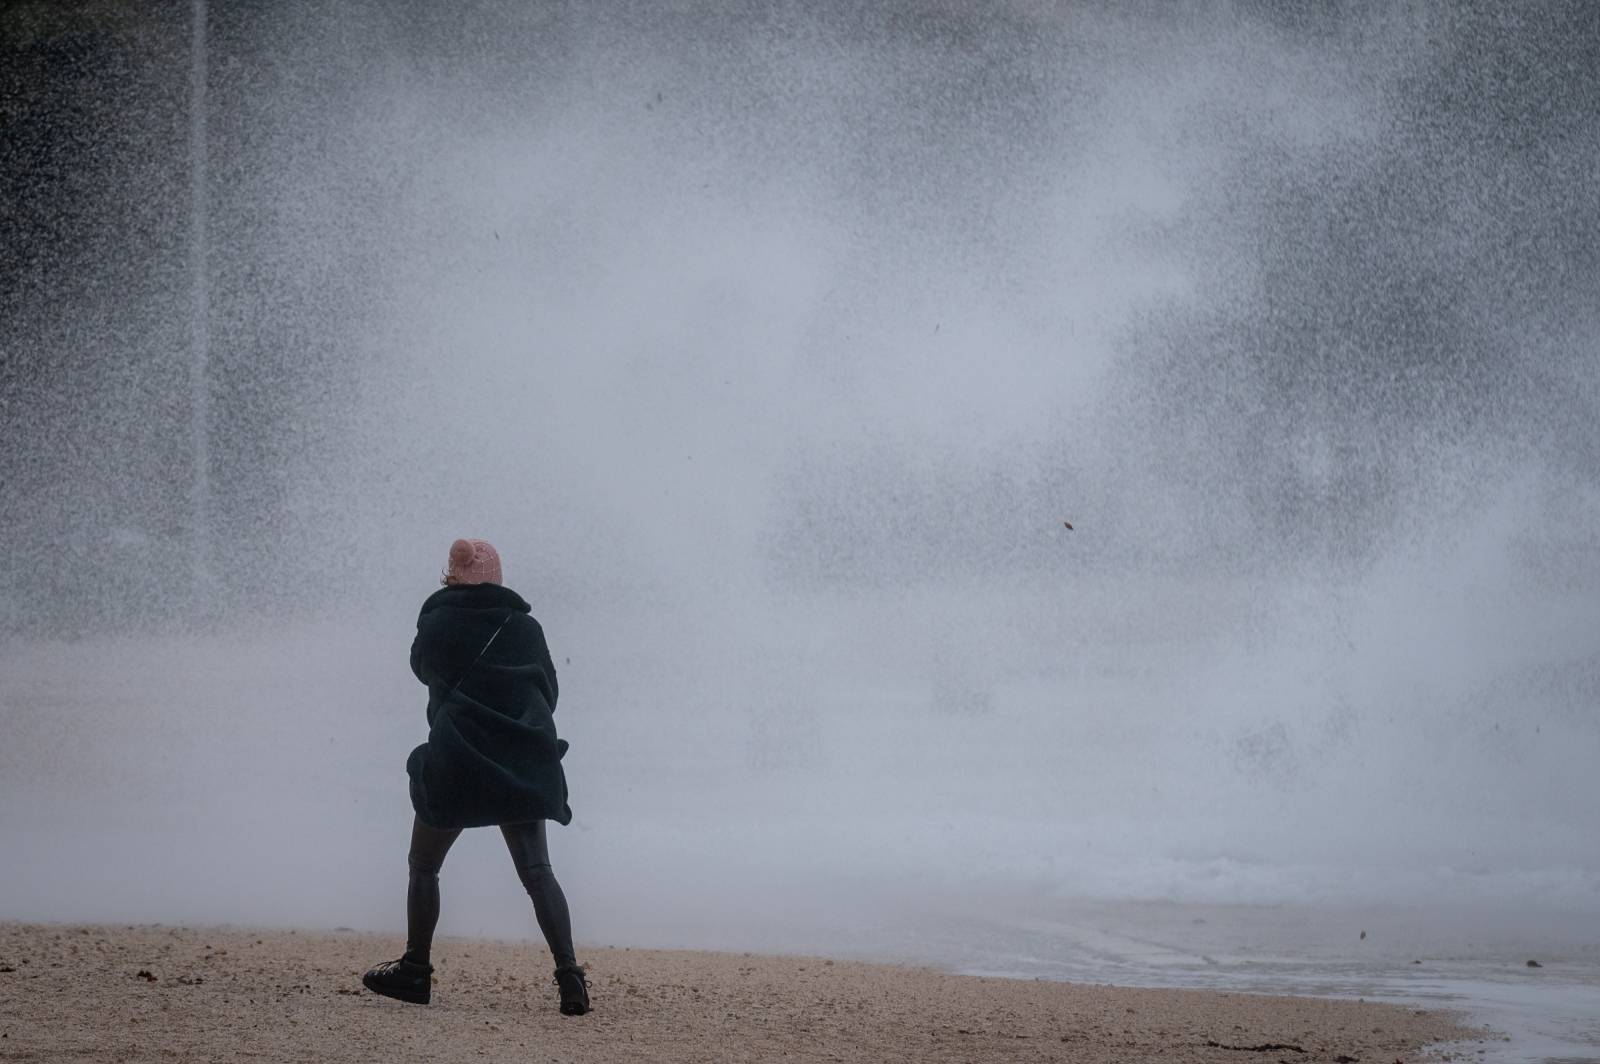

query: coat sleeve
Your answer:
[531,618,558,709]
[410,611,437,685]
[410,630,427,684]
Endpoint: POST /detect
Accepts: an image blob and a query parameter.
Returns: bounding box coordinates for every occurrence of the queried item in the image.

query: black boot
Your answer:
[553,963,590,1015]
[362,957,433,1005]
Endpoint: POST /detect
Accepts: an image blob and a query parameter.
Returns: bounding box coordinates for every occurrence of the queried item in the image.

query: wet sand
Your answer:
[0,922,1487,1063]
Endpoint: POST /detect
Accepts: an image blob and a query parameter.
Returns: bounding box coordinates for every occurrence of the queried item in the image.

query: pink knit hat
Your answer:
[446,538,503,586]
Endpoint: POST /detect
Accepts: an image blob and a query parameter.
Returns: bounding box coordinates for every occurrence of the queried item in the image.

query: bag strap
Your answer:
[450,609,514,694]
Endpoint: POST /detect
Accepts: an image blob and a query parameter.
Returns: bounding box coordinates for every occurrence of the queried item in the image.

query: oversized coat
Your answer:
[405,582,572,829]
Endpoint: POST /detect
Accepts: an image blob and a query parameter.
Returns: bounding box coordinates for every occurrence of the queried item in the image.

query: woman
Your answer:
[362,538,589,1015]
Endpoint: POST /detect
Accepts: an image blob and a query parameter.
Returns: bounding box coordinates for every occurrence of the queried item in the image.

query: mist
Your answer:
[3,1,1598,959]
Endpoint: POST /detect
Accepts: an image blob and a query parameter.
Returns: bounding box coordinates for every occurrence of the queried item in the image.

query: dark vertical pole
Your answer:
[189,0,211,594]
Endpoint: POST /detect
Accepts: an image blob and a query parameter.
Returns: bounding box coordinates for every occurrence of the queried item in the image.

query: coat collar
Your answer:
[420,582,531,615]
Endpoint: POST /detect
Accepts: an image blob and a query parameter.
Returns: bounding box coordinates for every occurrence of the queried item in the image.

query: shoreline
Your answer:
[0,921,1488,1063]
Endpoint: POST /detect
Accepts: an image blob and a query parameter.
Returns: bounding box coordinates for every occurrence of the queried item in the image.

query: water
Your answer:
[588,891,1600,1062]
[941,901,1600,1064]
[4,3,1598,1059]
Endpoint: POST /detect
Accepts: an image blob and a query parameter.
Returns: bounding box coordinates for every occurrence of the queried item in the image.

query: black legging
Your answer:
[403,815,577,970]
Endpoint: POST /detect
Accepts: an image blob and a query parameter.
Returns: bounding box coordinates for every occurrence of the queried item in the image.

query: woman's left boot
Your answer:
[362,957,433,1005]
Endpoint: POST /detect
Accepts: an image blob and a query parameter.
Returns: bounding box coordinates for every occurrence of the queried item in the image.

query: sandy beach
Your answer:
[0,922,1487,1063]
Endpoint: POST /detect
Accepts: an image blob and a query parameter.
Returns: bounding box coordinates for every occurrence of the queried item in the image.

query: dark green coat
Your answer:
[405,583,572,829]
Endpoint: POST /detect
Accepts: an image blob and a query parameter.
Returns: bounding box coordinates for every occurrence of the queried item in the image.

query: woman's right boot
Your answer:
[553,964,589,1015]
